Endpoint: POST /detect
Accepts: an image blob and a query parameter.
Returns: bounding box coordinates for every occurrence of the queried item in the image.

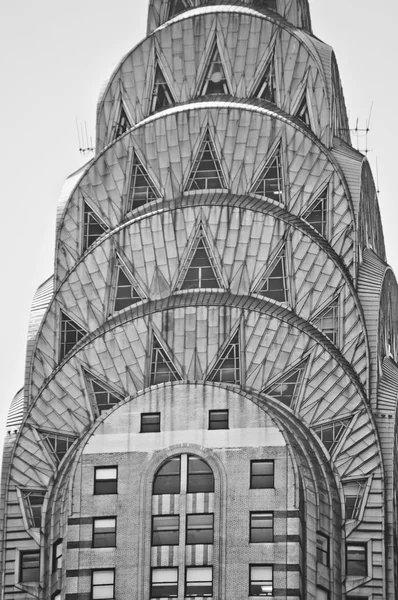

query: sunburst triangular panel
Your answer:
[150,336,182,385]
[90,379,123,415]
[151,63,174,113]
[201,44,230,95]
[207,332,240,384]
[22,490,46,528]
[168,0,190,18]
[41,432,77,464]
[113,105,131,140]
[179,232,221,290]
[304,188,327,236]
[185,130,226,191]
[295,93,310,126]
[253,55,276,103]
[257,247,288,302]
[262,359,307,407]
[250,147,283,199]
[83,201,107,251]
[60,312,87,360]
[128,152,160,210]
[313,299,339,344]
[113,263,142,311]
[313,418,350,454]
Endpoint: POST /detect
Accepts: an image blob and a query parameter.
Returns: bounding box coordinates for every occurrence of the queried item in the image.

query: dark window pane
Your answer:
[250,461,274,488]
[187,456,214,493]
[153,457,180,495]
[250,513,273,542]
[209,410,228,430]
[152,516,179,546]
[151,568,178,598]
[93,518,116,548]
[94,467,117,495]
[249,565,273,596]
[141,413,161,433]
[186,514,214,544]
[346,544,367,576]
[185,567,213,597]
[20,552,40,583]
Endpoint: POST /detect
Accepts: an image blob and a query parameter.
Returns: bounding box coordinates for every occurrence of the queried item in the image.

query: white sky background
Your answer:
[0,0,397,457]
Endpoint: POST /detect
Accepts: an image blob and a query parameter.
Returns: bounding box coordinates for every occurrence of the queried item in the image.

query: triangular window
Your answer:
[23,491,46,528]
[343,479,367,520]
[114,262,141,312]
[151,63,174,113]
[295,93,311,127]
[90,379,123,414]
[313,418,349,454]
[42,433,77,464]
[168,0,190,17]
[60,312,86,360]
[179,232,221,290]
[151,336,182,385]
[314,299,339,344]
[253,55,276,103]
[257,248,288,302]
[201,44,230,95]
[305,188,327,236]
[208,332,240,385]
[113,105,131,140]
[185,130,226,191]
[262,360,307,407]
[250,147,283,200]
[83,201,107,251]
[128,152,160,210]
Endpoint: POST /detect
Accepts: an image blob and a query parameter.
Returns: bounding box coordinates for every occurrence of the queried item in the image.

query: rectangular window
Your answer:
[151,568,178,598]
[20,551,40,583]
[52,539,63,572]
[208,409,229,430]
[94,467,118,495]
[152,516,179,546]
[141,413,161,433]
[317,532,329,566]
[185,566,213,597]
[93,518,117,548]
[250,461,274,489]
[249,565,273,596]
[186,513,214,544]
[92,569,115,599]
[346,543,367,576]
[250,512,273,543]
[187,456,214,493]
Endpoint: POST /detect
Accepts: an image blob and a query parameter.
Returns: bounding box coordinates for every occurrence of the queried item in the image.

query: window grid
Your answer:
[151,65,174,113]
[314,300,339,344]
[253,58,276,103]
[114,266,141,311]
[185,566,213,597]
[186,131,225,191]
[60,312,86,359]
[316,532,329,566]
[208,410,229,430]
[83,203,106,251]
[23,491,45,528]
[141,413,161,433]
[251,152,283,199]
[179,235,221,290]
[314,419,349,454]
[346,543,367,577]
[249,565,273,596]
[128,153,159,210]
[93,517,117,548]
[202,46,229,95]
[151,567,178,598]
[52,540,63,572]
[94,467,118,495]
[152,515,179,546]
[209,332,240,384]
[186,513,214,545]
[150,337,181,385]
[250,461,274,489]
[250,512,274,543]
[259,252,288,302]
[20,551,40,583]
[91,569,115,600]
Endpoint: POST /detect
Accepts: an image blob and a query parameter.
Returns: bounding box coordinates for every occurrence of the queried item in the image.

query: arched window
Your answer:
[153,457,181,494]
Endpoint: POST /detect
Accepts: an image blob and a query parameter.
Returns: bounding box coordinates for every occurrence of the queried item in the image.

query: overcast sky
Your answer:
[0,0,397,456]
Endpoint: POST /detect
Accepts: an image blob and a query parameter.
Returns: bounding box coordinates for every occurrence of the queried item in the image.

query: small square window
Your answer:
[185,566,213,597]
[250,512,273,543]
[249,565,273,596]
[52,539,63,572]
[151,567,178,598]
[186,513,214,544]
[92,569,115,599]
[20,551,40,583]
[250,461,274,489]
[141,412,161,433]
[94,467,118,495]
[209,409,229,430]
[93,518,117,548]
[152,516,179,546]
[317,532,329,566]
[346,543,367,576]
